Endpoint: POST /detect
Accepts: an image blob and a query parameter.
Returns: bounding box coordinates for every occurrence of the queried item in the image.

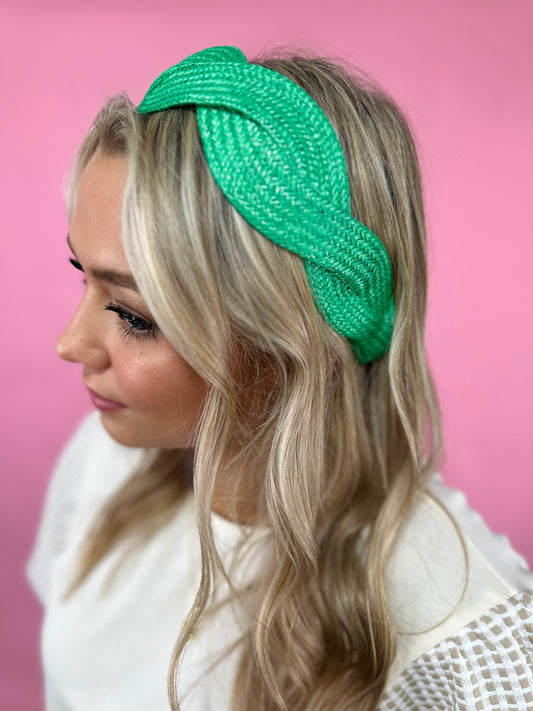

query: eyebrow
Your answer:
[67,233,139,292]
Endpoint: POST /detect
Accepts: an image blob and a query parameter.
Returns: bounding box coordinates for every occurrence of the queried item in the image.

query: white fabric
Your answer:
[386,477,532,680]
[380,592,533,710]
[26,411,533,710]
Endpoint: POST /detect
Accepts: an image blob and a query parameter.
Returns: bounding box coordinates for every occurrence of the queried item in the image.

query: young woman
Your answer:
[27,45,533,711]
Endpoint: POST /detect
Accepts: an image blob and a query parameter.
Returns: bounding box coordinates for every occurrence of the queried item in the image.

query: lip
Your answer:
[86,387,125,412]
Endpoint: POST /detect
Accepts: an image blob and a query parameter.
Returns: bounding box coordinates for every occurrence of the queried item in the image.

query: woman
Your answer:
[27,45,533,710]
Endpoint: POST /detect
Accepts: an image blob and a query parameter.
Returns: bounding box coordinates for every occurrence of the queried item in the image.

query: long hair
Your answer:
[63,50,444,711]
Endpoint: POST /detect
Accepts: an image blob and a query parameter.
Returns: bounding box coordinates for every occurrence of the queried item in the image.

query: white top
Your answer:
[27,411,533,710]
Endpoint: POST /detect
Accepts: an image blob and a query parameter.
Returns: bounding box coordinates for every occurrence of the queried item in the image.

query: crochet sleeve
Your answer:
[379,591,533,710]
[25,412,101,607]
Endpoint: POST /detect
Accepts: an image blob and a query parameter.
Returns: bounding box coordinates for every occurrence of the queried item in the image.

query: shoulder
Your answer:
[381,591,533,710]
[44,410,146,503]
[387,473,533,678]
[26,411,145,605]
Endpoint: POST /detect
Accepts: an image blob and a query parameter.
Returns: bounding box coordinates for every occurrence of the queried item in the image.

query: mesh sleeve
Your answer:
[25,411,101,607]
[380,592,533,710]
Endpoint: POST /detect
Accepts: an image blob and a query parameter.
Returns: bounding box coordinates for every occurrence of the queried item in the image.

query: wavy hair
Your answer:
[63,50,444,711]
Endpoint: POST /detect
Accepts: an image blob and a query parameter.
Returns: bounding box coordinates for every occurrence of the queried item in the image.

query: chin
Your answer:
[98,411,151,448]
[98,411,189,449]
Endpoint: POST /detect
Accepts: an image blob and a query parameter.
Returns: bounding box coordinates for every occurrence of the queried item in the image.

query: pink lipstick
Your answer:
[87,388,125,412]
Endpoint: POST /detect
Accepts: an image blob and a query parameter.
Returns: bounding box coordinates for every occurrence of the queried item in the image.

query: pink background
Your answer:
[2,0,532,707]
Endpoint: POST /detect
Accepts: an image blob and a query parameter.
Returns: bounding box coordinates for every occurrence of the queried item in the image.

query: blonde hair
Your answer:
[63,51,444,711]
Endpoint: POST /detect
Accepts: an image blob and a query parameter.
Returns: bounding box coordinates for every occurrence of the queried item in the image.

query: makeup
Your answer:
[57,154,208,449]
[87,388,125,412]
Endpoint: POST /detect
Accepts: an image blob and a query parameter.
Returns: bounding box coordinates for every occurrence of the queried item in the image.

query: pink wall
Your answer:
[2,0,532,707]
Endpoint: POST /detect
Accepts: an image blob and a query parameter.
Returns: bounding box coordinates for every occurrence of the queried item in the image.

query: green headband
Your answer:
[138,45,395,363]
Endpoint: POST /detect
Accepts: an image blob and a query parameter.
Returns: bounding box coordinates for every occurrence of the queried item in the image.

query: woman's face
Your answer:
[57,151,209,449]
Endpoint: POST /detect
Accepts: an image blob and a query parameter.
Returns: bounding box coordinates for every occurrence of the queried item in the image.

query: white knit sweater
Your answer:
[27,411,533,710]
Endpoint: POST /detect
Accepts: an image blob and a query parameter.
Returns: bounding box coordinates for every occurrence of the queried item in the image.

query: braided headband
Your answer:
[138,45,395,363]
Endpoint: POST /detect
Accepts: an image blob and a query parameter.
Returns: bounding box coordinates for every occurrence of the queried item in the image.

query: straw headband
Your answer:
[138,45,395,363]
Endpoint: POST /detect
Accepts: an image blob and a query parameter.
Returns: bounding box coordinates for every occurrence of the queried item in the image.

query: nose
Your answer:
[56,296,109,370]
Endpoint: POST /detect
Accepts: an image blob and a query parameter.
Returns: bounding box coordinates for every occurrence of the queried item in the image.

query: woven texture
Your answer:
[379,592,533,710]
[138,46,395,363]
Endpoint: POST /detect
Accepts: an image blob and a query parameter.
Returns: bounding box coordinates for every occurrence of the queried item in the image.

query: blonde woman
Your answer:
[27,46,533,711]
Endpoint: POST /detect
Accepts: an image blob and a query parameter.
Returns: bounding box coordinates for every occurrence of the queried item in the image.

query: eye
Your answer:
[105,302,158,342]
[68,256,158,342]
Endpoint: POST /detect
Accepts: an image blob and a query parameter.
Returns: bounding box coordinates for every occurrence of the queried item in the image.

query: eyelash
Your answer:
[105,303,158,342]
[68,257,158,342]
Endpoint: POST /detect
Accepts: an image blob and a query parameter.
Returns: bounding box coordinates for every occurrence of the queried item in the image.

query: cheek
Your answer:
[114,341,208,418]
[110,345,160,408]
[101,339,209,449]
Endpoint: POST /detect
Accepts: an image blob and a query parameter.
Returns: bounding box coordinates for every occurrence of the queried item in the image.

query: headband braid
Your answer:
[138,45,395,363]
